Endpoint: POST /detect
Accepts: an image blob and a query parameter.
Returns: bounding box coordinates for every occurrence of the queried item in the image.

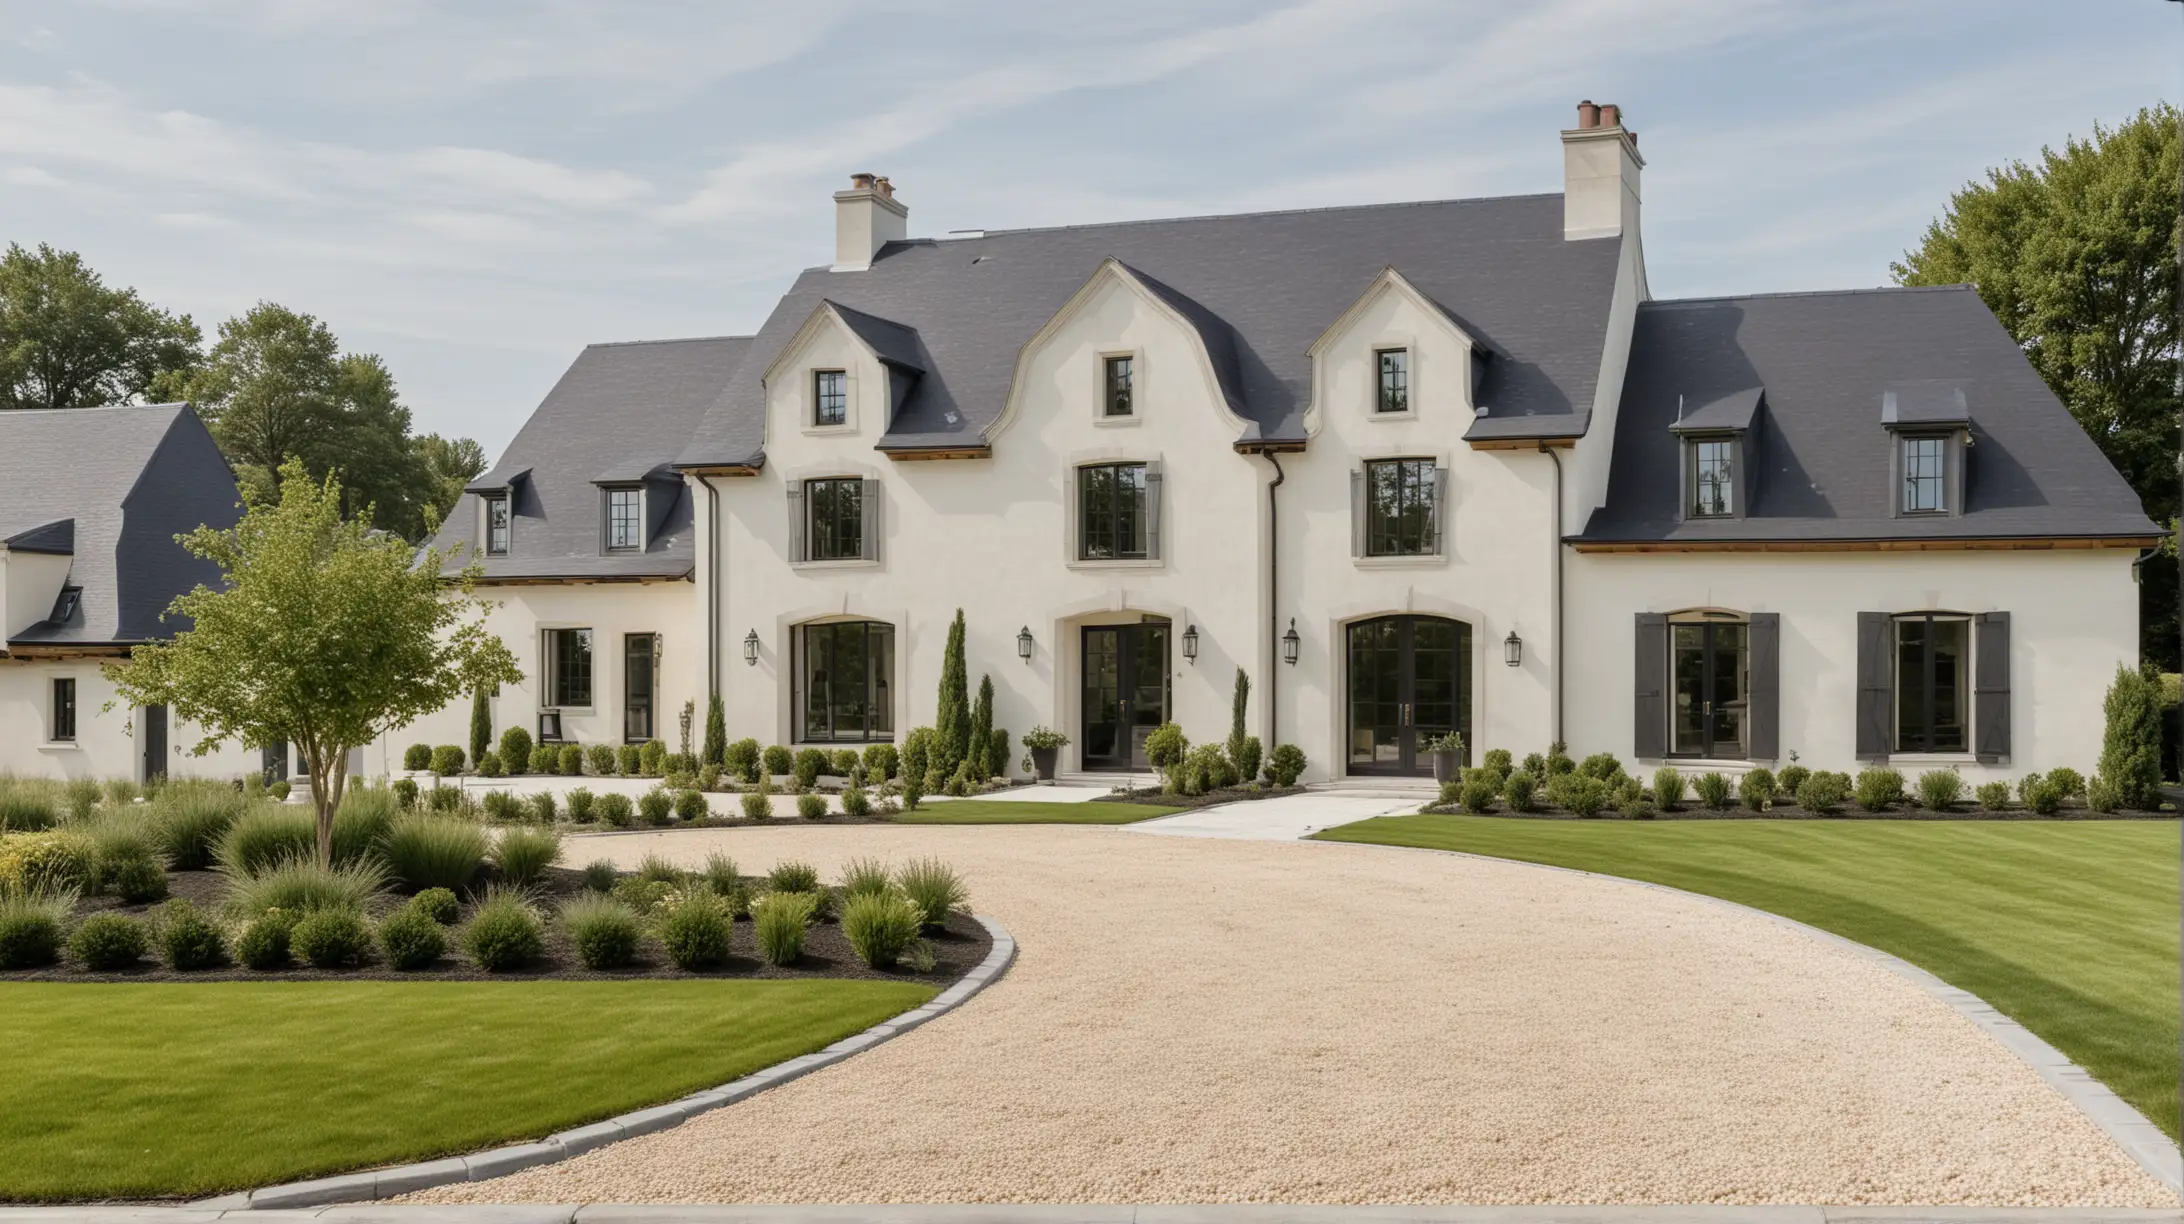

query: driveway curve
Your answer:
[408,824,2170,1207]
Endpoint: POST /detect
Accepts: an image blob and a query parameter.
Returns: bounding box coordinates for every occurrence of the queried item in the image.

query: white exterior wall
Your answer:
[3,550,72,637]
[1564,548,2141,781]
[0,660,258,783]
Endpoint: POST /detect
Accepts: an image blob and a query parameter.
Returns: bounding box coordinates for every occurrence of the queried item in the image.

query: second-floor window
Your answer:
[484,494,509,556]
[1365,458,1438,556]
[545,628,593,708]
[1901,435,1945,513]
[1689,438,1734,517]
[806,477,864,561]
[814,370,847,426]
[1376,348,1409,413]
[1080,462,1148,560]
[1104,355,1134,417]
[606,488,640,551]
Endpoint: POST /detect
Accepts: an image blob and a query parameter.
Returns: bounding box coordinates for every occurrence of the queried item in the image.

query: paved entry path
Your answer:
[1125,791,1417,839]
[407,825,2171,1208]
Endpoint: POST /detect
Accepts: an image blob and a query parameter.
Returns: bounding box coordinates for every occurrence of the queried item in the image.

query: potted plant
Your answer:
[1423,731,1466,785]
[1022,726,1069,782]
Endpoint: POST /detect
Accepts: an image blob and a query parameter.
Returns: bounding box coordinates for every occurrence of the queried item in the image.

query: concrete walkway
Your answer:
[5,1206,2180,1222]
[1123,791,1417,839]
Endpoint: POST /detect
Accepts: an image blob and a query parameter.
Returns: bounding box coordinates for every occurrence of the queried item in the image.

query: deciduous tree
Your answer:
[0,243,201,411]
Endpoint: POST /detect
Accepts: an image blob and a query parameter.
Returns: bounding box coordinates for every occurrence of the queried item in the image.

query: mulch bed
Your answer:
[1421,803,2175,821]
[10,865,991,985]
[1104,784,1309,809]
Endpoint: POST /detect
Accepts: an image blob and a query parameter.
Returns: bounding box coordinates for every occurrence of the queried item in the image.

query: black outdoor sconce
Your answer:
[743,629,760,666]
[1504,630,1523,667]
[1181,623,1199,663]
[1017,625,1034,663]
[1281,618,1300,665]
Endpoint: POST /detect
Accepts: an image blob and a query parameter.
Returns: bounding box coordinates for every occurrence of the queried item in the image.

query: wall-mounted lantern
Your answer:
[742,629,760,667]
[1181,623,1199,663]
[1503,630,1523,668]
[1017,625,1034,663]
[1281,618,1300,665]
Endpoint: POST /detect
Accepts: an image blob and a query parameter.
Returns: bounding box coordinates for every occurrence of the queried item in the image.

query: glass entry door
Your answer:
[1346,616,1470,776]
[624,633,656,743]
[1670,619,1747,758]
[1081,621,1170,770]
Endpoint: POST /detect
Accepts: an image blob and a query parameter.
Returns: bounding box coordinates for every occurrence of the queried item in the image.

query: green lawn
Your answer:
[0,979,931,1200]
[895,799,1180,824]
[1317,814,2180,1139]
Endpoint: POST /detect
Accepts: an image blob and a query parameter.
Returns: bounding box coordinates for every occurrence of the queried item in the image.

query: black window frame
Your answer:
[483,494,510,556]
[545,627,594,709]
[1688,437,1735,518]
[50,677,75,742]
[1078,462,1148,561]
[623,632,656,744]
[1375,348,1410,414]
[1364,457,1437,557]
[1894,613,1970,754]
[813,369,848,427]
[805,477,864,561]
[1103,355,1135,418]
[1900,434,1947,514]
[794,620,896,743]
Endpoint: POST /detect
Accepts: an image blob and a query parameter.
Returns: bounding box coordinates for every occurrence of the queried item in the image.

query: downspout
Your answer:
[695,473,722,701]
[1541,443,1564,747]
[1259,449,1287,749]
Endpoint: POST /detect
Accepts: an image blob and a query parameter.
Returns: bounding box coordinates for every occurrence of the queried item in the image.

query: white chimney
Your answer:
[832,172,908,272]
[1561,100,1643,241]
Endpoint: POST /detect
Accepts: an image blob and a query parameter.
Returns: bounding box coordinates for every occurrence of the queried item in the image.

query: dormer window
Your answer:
[1688,437,1734,518]
[1376,348,1409,413]
[1900,435,1946,514]
[813,370,847,426]
[483,494,510,556]
[49,585,80,625]
[1103,355,1134,417]
[605,487,641,552]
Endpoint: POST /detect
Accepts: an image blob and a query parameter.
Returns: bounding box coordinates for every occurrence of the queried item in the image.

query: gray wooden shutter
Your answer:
[860,478,881,562]
[785,482,806,563]
[1974,611,2011,762]
[1143,460,1163,560]
[1747,613,1780,761]
[1349,468,1366,557]
[1633,613,1667,759]
[1856,611,1891,761]
[1432,465,1451,555]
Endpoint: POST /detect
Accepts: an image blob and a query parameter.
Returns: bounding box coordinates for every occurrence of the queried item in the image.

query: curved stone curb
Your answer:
[208,915,1017,1212]
[1321,836,2183,1199]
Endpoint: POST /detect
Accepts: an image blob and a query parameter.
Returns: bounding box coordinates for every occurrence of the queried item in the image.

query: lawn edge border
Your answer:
[1318,831,2184,1199]
[209,913,1017,1213]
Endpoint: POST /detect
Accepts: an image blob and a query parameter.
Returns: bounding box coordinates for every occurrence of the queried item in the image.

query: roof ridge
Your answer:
[1644,284,1975,308]
[893,192,1563,245]
[0,401,186,417]
[584,334,753,350]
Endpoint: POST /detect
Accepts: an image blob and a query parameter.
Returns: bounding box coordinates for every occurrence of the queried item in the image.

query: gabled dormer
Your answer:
[1882,381,1969,519]
[1669,387,1762,523]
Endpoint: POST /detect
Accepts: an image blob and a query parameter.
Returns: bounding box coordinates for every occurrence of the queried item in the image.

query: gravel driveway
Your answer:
[408,825,2171,1207]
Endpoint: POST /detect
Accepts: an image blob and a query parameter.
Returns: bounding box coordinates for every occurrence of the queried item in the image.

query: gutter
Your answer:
[1541,443,1564,747]
[695,472,722,701]
[1257,448,1288,749]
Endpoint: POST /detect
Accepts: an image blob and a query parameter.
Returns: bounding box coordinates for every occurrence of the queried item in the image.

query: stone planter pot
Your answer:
[1429,750,1463,785]
[1030,746,1060,781]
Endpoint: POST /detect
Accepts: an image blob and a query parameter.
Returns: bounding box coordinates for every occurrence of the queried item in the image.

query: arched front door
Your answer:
[1346,615,1470,776]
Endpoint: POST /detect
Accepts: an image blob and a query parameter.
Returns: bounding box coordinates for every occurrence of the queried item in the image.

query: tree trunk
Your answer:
[305,744,336,865]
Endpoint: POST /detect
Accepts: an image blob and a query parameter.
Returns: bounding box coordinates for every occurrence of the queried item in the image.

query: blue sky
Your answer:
[0,0,2177,458]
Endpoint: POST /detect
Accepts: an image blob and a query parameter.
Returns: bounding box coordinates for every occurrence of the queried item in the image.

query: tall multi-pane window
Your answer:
[1376,348,1410,413]
[1079,462,1148,560]
[814,370,847,426]
[1365,458,1438,556]
[1895,613,1969,753]
[1103,355,1134,417]
[1901,436,1945,513]
[806,477,864,560]
[1689,438,1734,517]
[484,494,510,555]
[50,677,75,742]
[797,620,895,742]
[606,489,640,551]
[545,628,593,708]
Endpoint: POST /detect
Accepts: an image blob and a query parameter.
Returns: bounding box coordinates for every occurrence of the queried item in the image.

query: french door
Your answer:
[624,633,656,744]
[1081,622,1170,770]
[1346,616,1470,776]
[1670,619,1747,758]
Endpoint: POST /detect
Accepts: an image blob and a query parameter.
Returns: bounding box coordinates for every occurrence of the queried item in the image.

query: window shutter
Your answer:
[1349,468,1366,558]
[1747,613,1780,761]
[1974,611,2010,763]
[1633,613,1667,759]
[1856,611,1891,761]
[1432,465,1451,555]
[785,483,806,564]
[1144,460,1164,561]
[860,478,881,563]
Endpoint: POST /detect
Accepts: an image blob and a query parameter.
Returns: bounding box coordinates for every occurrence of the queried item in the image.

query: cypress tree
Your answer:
[1228,667,1250,764]
[969,674,995,779]
[469,685,492,768]
[702,693,727,768]
[2098,665,2163,810]
[936,609,969,774]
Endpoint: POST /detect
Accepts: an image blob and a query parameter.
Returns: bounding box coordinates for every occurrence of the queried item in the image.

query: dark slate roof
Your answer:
[0,403,239,647]
[1669,386,1761,434]
[1578,286,2161,544]
[678,194,1624,463]
[430,336,751,580]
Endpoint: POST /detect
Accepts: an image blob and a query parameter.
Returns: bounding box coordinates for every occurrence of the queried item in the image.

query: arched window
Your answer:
[795,620,894,743]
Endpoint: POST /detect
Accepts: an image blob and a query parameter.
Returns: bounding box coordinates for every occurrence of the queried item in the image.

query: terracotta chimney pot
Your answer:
[1576,100,1600,129]
[850,172,877,189]
[1599,103,1621,128]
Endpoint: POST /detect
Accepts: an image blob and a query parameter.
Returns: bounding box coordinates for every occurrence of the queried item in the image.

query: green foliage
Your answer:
[1460,777,1499,814]
[596,793,635,828]
[0,787,60,834]
[838,856,892,901]
[476,751,503,779]
[463,889,544,971]
[968,673,995,778]
[0,830,92,897]
[989,728,1011,779]
[752,890,816,966]
[0,887,71,968]
[403,744,432,771]
[1504,771,1539,813]
[0,241,201,411]
[377,906,444,970]
[332,786,399,864]
[637,789,672,826]
[69,912,148,970]
[1546,773,1609,817]
[105,854,168,905]
[936,609,970,776]
[674,789,708,822]
[234,910,295,969]
[585,745,617,776]
[617,744,642,776]
[841,784,872,818]
[380,815,487,893]
[1976,780,2014,811]
[532,746,558,776]
[1854,767,1906,812]
[494,826,561,889]
[220,854,387,919]
[828,748,859,777]
[740,779,773,821]
[580,859,617,892]
[498,727,532,777]
[697,763,722,792]
[557,745,582,777]
[761,745,792,778]
[469,686,492,769]
[899,728,933,792]
[561,893,641,969]
[726,738,761,783]
[1520,752,1546,776]
[796,792,826,820]
[861,742,898,781]
[409,887,459,925]
[1776,763,1811,796]
[1651,766,1686,811]
[565,788,595,822]
[1796,770,1851,814]
[1917,769,1965,811]
[639,740,666,776]
[526,791,557,824]
[2086,773,2123,814]
[697,694,728,770]
[1265,743,1306,788]
[767,861,820,894]
[1621,796,1656,820]
[287,907,370,968]
[215,804,314,877]
[1232,736,1263,788]
[841,890,925,969]
[1692,771,1732,810]
[2099,666,2163,809]
[657,891,733,970]
[1144,723,1188,792]
[2024,778,2065,815]
[1482,749,1513,773]
[1544,742,1574,776]
[1179,743,1229,795]
[1577,752,1624,782]
[430,746,465,776]
[896,857,966,930]
[1740,767,1777,811]
[793,748,825,790]
[1227,667,1252,768]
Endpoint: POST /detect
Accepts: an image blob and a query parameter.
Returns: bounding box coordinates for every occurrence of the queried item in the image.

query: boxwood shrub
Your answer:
[464,889,544,971]
[562,893,641,969]
[378,906,445,970]
[291,908,372,969]
[402,743,434,771]
[675,789,708,821]
[410,887,460,924]
[430,745,465,775]
[499,727,533,776]
[235,910,297,970]
[762,745,793,778]
[70,912,149,970]
[1739,767,1777,811]
[618,744,643,776]
[638,789,673,826]
[726,738,761,783]
[0,888,69,969]
[1854,767,1905,812]
[657,892,732,970]
[596,792,635,828]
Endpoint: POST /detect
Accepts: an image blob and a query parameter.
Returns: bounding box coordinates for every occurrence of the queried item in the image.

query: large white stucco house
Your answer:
[393,102,2157,786]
